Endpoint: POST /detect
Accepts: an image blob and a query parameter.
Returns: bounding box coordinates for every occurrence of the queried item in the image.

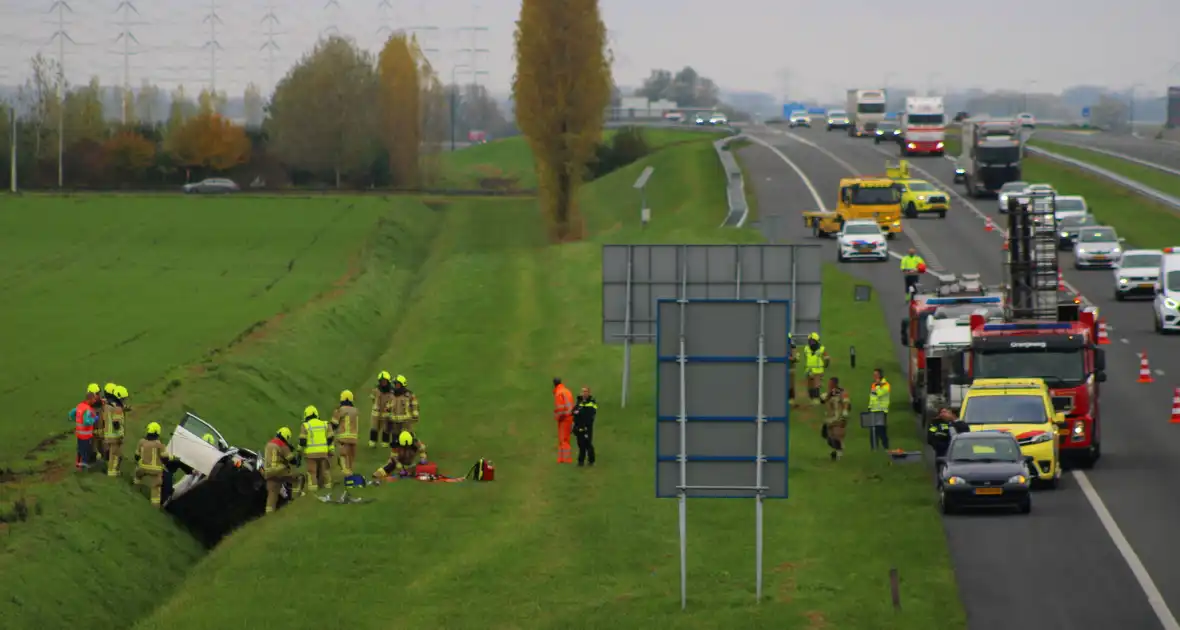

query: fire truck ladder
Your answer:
[1005,192,1059,320]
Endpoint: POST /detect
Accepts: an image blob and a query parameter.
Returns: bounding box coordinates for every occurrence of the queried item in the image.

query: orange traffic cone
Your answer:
[1001,240,1008,251]
[985,217,994,232]
[1096,320,1110,344]
[1171,388,1180,424]
[1139,352,1154,383]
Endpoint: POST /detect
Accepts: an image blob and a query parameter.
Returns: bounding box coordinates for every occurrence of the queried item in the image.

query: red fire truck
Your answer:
[966,309,1106,467]
[961,193,1108,467]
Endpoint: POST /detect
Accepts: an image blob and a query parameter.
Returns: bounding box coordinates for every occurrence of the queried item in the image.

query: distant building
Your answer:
[608,97,681,121]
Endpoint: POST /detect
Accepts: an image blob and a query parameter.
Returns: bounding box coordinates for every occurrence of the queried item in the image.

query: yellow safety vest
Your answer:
[869,380,891,412]
[303,419,329,455]
[804,345,826,375]
[900,255,924,273]
[104,406,125,439]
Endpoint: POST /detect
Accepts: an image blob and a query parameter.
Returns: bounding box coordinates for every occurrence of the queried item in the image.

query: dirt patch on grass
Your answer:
[805,611,828,628]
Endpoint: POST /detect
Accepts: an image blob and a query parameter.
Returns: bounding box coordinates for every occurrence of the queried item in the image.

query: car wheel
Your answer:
[837,250,845,262]
[905,203,917,218]
[938,211,946,219]
[1017,496,1032,514]
[1155,313,1163,333]
[1115,291,1124,301]
[1074,260,1082,270]
[939,489,955,514]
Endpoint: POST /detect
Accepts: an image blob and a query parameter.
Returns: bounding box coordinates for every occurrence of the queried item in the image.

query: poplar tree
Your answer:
[377,34,422,188]
[513,0,612,241]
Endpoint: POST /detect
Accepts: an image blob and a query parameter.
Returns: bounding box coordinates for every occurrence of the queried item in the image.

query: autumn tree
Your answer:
[17,54,61,163]
[62,77,107,146]
[267,35,377,187]
[197,88,227,115]
[243,83,265,127]
[169,112,251,175]
[377,34,421,188]
[513,0,613,241]
[103,130,156,182]
[165,85,196,146]
[418,72,448,186]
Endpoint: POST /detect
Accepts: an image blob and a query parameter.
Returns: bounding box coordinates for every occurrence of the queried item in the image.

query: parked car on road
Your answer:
[1113,249,1163,301]
[182,178,239,194]
[1073,226,1124,269]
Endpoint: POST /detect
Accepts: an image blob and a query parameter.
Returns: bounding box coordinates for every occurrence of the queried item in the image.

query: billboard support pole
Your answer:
[734,246,742,298]
[677,296,689,611]
[755,300,767,603]
[621,246,634,408]
[790,246,798,334]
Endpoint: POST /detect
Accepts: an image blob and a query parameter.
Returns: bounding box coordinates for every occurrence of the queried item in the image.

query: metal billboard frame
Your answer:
[654,298,792,609]
[601,243,823,407]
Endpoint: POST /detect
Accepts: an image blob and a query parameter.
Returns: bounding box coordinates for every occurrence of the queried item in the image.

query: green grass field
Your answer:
[1030,139,1180,199]
[436,127,730,191]
[1,133,962,630]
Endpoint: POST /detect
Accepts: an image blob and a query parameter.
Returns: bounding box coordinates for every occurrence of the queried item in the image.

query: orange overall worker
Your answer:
[72,384,102,470]
[553,378,575,464]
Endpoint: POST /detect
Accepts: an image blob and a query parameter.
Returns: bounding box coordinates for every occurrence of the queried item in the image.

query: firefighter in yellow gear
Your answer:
[103,385,129,477]
[299,405,335,491]
[373,430,428,479]
[369,370,396,448]
[331,390,360,475]
[94,382,117,461]
[263,427,299,514]
[389,374,420,435]
[802,332,831,405]
[134,422,171,508]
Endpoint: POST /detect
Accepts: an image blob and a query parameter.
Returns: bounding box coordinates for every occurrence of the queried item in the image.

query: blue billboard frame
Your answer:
[654,298,791,499]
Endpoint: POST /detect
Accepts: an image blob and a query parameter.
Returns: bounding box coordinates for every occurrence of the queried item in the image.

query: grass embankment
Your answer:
[1021,154,1180,249]
[943,128,961,156]
[0,196,443,629]
[1030,139,1180,199]
[435,127,730,190]
[4,133,961,629]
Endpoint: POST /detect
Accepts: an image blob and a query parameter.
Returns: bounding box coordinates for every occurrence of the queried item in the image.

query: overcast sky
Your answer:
[1,0,1177,100]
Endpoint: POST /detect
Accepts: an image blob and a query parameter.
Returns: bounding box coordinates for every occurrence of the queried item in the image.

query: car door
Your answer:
[167,412,230,476]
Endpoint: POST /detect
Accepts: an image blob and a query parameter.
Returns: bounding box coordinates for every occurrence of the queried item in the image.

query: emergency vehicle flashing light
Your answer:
[981,323,1073,332]
[925,296,1001,305]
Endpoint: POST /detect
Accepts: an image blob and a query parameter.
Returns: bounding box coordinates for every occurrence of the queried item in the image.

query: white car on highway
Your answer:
[1154,247,1180,333]
[709,112,728,126]
[996,181,1029,213]
[1052,195,1088,220]
[1017,112,1036,128]
[1073,226,1124,269]
[788,110,811,128]
[836,220,889,262]
[1114,249,1162,301]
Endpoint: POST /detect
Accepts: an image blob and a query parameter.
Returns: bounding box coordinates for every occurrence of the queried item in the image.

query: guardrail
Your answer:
[713,134,750,228]
[1027,145,1180,211]
[1032,142,1180,177]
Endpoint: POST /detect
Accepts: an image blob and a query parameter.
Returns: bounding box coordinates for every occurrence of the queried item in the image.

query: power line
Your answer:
[113,0,141,124]
[202,0,223,93]
[48,0,73,188]
[457,3,489,87]
[376,0,396,39]
[261,0,280,92]
[322,0,341,37]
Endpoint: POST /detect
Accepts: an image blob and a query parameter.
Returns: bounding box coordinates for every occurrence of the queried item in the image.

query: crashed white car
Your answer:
[836,220,889,262]
[163,412,277,545]
[1113,249,1162,301]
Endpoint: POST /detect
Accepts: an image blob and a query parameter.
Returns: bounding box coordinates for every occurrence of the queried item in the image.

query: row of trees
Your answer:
[636,67,722,108]
[1,36,512,190]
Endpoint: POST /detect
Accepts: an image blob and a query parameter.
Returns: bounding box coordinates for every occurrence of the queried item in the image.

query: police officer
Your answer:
[803,333,831,405]
[867,368,891,450]
[899,248,926,298]
[819,377,849,460]
[927,411,953,458]
[572,386,597,467]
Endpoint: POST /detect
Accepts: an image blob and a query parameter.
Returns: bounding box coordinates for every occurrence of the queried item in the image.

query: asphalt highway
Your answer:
[737,124,1179,630]
[1034,129,1180,172]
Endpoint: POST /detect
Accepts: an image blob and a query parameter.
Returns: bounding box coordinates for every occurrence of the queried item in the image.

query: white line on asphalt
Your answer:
[1121,338,1130,344]
[1155,369,1166,376]
[744,135,826,210]
[777,131,946,270]
[757,129,1180,630]
[1074,471,1180,630]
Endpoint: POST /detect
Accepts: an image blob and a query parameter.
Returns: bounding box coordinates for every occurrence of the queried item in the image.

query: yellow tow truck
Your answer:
[888,160,952,219]
[803,176,902,239]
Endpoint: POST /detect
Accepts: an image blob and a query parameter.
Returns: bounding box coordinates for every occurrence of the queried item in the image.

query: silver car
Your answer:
[182,177,240,194]
[996,181,1029,213]
[1113,249,1162,300]
[1073,226,1124,269]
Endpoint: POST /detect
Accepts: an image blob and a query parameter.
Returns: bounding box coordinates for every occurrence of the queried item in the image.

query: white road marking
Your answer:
[1074,471,1180,630]
[753,127,1180,630]
[1155,369,1166,376]
[744,135,825,210]
[1121,338,1131,344]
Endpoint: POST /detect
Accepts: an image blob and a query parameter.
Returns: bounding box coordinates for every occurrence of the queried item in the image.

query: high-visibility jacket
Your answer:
[553,385,574,421]
[333,404,359,440]
[104,403,125,439]
[301,419,331,456]
[804,345,827,375]
[869,379,891,412]
[391,390,419,422]
[74,402,96,440]
[135,438,168,472]
[263,438,296,479]
[900,254,925,274]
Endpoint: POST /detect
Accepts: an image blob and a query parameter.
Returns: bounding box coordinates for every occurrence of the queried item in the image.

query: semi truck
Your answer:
[901,96,946,156]
[845,88,888,137]
[959,117,1023,197]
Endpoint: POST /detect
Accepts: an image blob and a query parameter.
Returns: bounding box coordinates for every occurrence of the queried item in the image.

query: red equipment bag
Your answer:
[417,462,438,476]
[917,262,927,273]
[466,458,495,481]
